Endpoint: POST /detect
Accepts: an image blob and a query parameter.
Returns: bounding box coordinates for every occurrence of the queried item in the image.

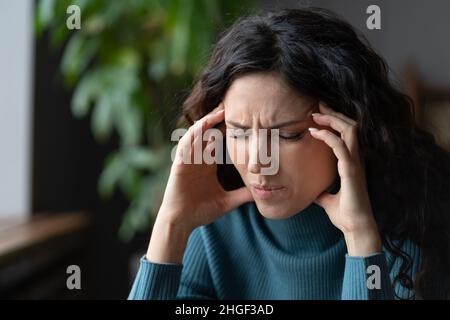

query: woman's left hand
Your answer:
[309,102,382,257]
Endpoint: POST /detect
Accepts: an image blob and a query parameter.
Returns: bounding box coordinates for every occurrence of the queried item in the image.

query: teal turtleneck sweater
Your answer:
[128,201,445,300]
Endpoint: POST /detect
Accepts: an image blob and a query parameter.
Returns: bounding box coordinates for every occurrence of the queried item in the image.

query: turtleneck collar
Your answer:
[249,201,343,253]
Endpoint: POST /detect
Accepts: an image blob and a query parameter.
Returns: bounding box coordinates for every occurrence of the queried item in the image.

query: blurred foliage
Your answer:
[36,0,253,241]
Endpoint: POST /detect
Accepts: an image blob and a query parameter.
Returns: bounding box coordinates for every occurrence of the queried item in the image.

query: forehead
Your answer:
[223,72,314,118]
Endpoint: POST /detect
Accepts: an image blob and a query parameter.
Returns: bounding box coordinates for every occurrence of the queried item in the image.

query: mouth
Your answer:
[250,184,285,199]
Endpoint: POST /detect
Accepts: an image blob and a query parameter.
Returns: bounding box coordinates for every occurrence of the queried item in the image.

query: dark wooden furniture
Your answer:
[0,212,92,299]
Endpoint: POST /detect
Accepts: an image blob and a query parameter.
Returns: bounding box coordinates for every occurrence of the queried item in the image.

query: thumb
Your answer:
[313,191,336,211]
[223,187,254,211]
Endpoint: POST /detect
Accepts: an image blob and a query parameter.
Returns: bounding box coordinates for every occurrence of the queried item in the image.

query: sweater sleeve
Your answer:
[128,226,216,300]
[341,252,394,299]
[341,238,449,300]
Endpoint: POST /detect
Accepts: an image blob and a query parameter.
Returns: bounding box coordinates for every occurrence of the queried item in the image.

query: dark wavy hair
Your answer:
[178,8,450,299]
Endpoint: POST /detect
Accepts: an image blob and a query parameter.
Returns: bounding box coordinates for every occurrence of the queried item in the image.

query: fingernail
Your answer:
[308,127,319,132]
[216,109,224,114]
[311,113,321,117]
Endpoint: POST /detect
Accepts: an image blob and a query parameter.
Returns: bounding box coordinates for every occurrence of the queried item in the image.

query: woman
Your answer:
[128,8,450,300]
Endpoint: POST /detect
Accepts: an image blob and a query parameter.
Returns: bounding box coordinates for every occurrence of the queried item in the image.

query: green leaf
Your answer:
[37,0,56,31]
[119,167,141,199]
[167,0,193,75]
[114,47,141,70]
[71,70,101,118]
[123,147,163,170]
[115,104,142,146]
[91,93,114,141]
[37,0,253,242]
[118,208,138,241]
[98,152,126,198]
[61,34,99,82]
[83,14,106,35]
[148,40,169,81]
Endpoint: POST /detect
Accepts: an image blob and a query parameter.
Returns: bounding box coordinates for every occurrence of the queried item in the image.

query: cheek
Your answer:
[280,139,337,192]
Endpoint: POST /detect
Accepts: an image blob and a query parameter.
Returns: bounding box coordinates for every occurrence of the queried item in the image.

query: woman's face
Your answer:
[223,72,338,219]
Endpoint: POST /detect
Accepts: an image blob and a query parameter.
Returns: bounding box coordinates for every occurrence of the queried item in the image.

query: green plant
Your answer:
[35,0,253,241]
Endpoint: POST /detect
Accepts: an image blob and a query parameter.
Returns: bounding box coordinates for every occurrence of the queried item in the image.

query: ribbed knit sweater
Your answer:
[128,201,446,300]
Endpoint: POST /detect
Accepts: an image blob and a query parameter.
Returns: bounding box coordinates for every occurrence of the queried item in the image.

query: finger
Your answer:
[195,102,224,124]
[222,187,254,211]
[185,111,224,163]
[195,110,224,147]
[203,134,222,164]
[179,105,225,163]
[318,102,358,126]
[308,128,352,167]
[175,121,202,164]
[190,101,224,132]
[191,122,204,164]
[174,142,184,165]
[215,120,226,136]
[314,190,337,211]
[185,109,224,146]
[311,113,359,158]
[192,110,225,141]
[207,102,224,116]
[203,109,225,130]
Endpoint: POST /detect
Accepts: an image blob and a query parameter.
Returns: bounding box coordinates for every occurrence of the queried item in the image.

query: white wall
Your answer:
[0,0,33,218]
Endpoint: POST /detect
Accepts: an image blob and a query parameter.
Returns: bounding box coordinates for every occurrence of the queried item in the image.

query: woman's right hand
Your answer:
[146,103,253,263]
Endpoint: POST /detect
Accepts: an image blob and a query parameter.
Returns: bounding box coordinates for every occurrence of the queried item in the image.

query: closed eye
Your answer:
[228,131,306,141]
[228,133,249,139]
[279,132,306,141]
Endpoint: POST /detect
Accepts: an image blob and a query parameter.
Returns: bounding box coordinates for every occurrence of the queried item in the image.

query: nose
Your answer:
[247,130,272,174]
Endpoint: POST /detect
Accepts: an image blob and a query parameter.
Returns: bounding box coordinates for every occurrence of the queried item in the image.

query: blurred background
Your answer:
[0,0,449,299]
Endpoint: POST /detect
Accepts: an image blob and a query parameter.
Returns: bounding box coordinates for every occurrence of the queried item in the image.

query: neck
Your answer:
[250,202,343,253]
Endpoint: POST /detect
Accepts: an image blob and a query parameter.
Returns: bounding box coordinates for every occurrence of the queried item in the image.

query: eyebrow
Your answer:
[225,118,308,130]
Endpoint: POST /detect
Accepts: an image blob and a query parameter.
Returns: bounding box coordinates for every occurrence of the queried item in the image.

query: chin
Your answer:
[254,200,307,220]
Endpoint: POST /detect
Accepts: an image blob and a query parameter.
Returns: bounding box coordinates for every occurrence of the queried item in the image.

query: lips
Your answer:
[250,184,285,199]
[251,184,284,191]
